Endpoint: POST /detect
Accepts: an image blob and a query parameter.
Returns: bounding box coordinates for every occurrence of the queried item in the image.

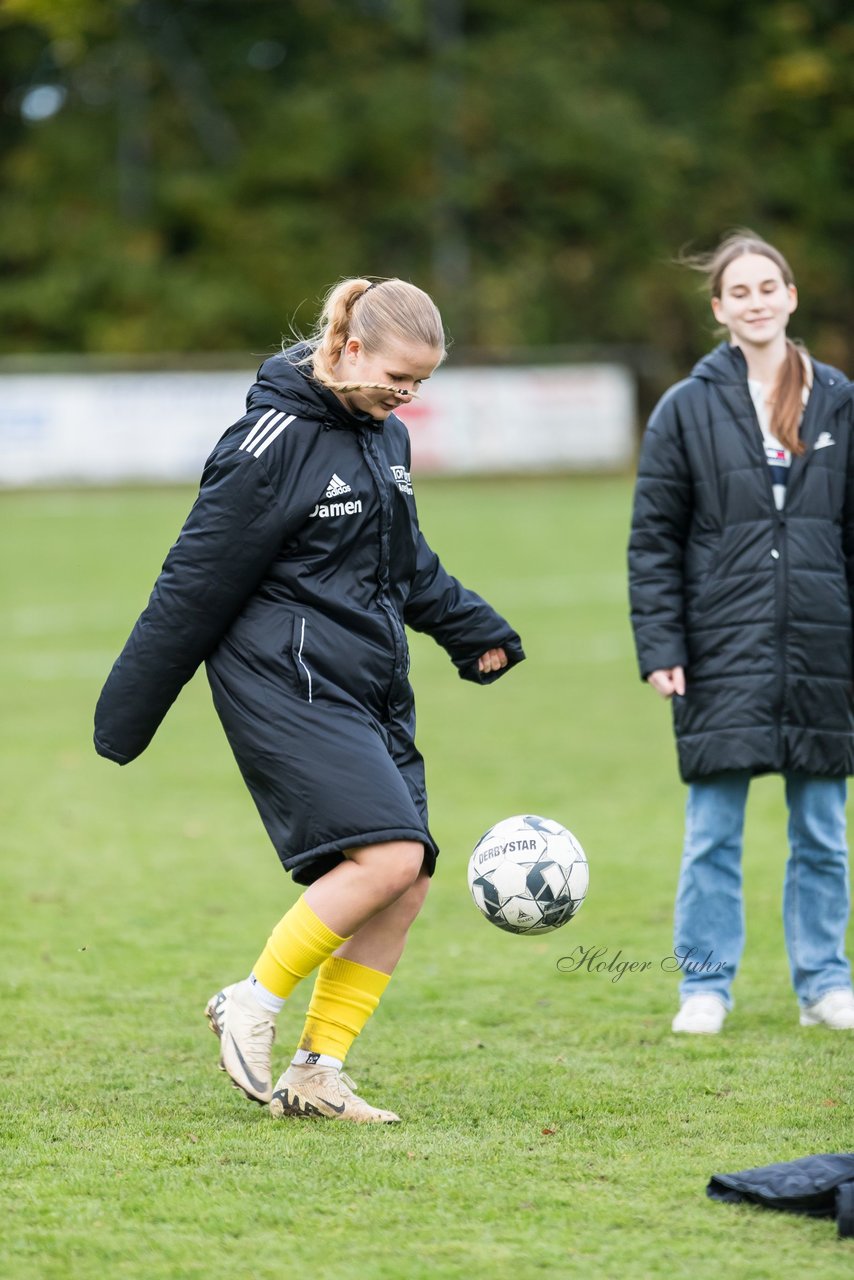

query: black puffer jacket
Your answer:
[629,342,854,782]
[95,348,524,882]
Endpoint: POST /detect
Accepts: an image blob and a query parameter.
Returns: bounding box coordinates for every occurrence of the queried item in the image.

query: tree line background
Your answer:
[1,0,852,401]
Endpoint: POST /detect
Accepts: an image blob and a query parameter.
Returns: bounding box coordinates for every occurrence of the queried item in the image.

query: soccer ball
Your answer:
[467,814,588,936]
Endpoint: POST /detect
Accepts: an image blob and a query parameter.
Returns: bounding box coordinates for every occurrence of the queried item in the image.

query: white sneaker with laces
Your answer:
[799,988,854,1029]
[205,982,275,1104]
[671,993,728,1034]
[269,1062,400,1123]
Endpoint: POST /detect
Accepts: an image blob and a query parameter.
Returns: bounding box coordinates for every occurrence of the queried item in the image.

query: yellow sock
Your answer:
[298,957,391,1062]
[252,896,349,1000]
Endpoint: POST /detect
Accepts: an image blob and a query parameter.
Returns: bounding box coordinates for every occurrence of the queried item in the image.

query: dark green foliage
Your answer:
[1,1,852,376]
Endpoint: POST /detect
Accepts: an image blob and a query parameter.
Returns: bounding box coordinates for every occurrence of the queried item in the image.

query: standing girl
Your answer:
[95,277,524,1117]
[629,231,854,1033]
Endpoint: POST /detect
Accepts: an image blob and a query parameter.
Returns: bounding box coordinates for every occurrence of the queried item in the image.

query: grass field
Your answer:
[1,476,852,1279]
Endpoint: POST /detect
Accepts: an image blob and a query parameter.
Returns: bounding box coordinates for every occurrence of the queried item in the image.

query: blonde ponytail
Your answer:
[310,279,375,387]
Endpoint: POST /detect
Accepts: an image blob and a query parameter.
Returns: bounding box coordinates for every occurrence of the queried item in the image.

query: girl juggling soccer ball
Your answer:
[629,232,854,1035]
[95,278,525,1121]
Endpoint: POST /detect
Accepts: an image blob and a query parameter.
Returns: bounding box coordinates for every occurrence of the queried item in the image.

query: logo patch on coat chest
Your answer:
[324,473,352,496]
[390,465,413,495]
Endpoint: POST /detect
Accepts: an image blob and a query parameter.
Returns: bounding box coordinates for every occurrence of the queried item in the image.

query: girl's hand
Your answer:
[478,647,508,675]
[647,666,686,698]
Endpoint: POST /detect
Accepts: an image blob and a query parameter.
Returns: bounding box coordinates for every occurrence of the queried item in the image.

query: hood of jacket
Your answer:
[245,342,386,434]
[691,340,850,398]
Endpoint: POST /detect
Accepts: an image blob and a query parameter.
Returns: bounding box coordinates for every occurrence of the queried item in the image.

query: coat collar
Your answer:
[247,346,386,434]
[692,341,848,400]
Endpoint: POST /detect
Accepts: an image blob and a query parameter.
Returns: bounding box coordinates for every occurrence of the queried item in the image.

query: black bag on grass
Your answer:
[707,1153,854,1238]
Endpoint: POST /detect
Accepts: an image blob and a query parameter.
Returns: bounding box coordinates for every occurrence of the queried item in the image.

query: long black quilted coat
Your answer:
[628,342,854,782]
[94,348,525,882]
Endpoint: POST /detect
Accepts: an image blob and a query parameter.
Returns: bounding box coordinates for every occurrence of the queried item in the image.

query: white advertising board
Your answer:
[0,362,634,486]
[0,370,250,487]
[398,363,634,474]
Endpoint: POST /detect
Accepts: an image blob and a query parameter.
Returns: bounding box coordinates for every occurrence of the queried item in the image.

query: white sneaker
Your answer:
[205,982,275,1104]
[269,1062,401,1124]
[671,994,728,1034]
[799,988,854,1030]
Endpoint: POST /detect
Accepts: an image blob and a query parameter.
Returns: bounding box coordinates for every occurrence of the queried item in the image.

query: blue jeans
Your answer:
[673,772,851,1008]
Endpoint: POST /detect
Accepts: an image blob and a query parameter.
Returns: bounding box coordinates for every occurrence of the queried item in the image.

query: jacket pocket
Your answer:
[291,615,314,703]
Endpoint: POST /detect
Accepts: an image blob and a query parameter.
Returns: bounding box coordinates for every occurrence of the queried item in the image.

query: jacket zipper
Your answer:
[771,524,786,766]
[358,432,408,707]
[742,381,787,763]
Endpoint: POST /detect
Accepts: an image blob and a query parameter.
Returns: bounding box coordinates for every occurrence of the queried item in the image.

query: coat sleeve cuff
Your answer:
[93,732,133,765]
